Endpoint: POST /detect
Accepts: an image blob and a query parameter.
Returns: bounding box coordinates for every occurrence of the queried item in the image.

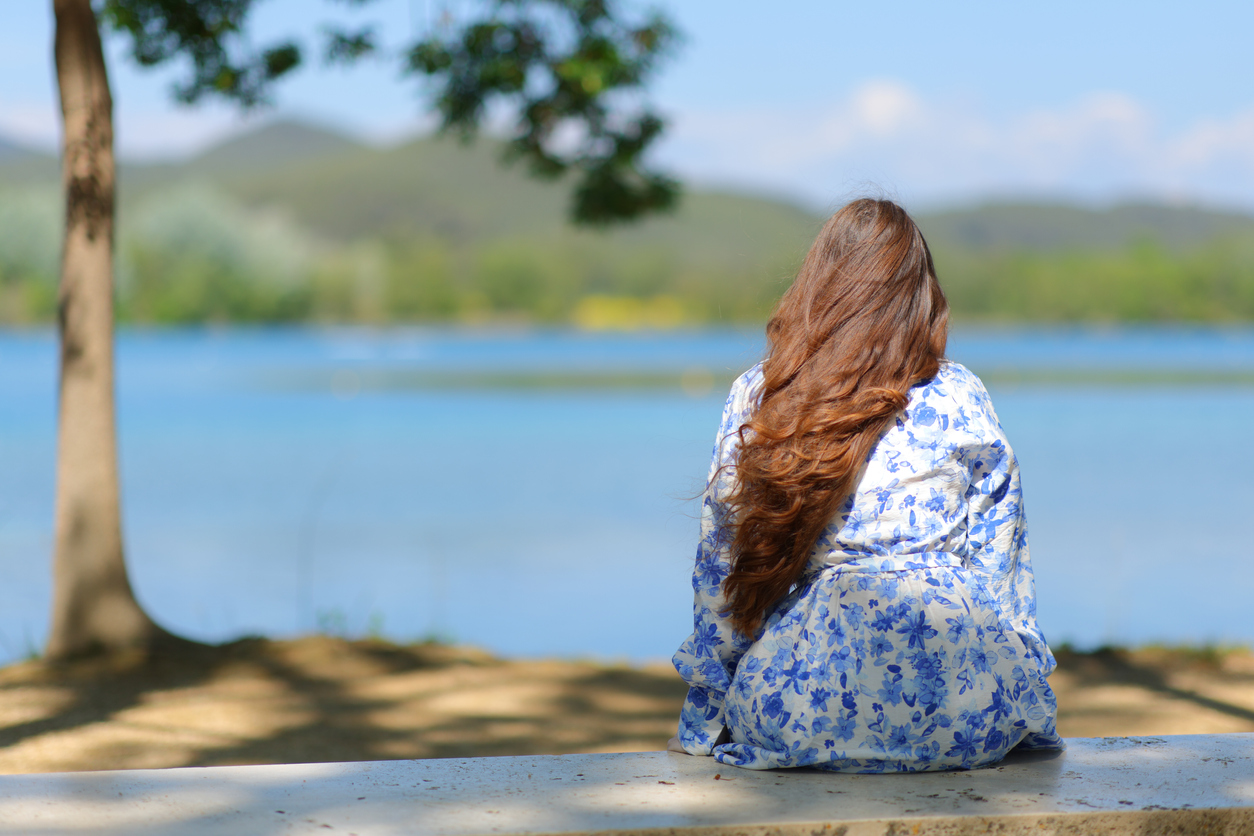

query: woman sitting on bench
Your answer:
[670,198,1063,771]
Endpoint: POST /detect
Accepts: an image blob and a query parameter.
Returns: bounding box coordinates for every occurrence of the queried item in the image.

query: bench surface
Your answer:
[0,734,1252,835]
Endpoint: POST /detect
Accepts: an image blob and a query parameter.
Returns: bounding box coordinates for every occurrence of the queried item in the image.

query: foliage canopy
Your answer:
[101,0,679,224]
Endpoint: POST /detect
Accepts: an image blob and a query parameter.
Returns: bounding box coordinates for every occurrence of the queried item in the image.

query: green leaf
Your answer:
[404,0,682,224]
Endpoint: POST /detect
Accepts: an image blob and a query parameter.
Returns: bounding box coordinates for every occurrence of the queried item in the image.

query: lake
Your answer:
[2,325,1253,665]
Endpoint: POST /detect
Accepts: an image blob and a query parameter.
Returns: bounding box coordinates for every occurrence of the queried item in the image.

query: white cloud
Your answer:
[851,80,922,137]
[659,81,1254,211]
[1172,110,1254,167]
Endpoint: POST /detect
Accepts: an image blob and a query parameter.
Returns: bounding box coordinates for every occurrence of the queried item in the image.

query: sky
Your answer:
[3,1,1254,211]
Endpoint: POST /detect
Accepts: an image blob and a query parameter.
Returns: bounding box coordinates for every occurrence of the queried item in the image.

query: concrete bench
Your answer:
[0,734,1251,835]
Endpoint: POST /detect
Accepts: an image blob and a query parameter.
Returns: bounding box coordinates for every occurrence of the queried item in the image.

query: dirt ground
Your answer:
[1,637,1252,775]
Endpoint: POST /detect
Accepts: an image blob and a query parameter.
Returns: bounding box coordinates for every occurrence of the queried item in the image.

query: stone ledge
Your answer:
[0,734,1251,835]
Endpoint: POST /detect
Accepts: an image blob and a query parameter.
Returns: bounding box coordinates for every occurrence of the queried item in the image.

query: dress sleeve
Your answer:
[670,369,760,755]
[962,381,1056,677]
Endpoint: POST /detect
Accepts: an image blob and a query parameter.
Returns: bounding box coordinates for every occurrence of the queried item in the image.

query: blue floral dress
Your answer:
[672,360,1063,771]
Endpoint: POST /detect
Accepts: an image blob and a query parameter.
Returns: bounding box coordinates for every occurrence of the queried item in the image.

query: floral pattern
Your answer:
[672,360,1063,771]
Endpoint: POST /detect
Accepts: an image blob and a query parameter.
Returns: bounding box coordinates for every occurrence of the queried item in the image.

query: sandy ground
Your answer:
[1,637,1252,775]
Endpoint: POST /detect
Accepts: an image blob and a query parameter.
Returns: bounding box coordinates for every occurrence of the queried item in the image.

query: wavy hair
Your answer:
[721,198,949,636]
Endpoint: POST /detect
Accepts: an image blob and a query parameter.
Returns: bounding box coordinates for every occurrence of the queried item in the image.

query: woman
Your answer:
[670,198,1062,772]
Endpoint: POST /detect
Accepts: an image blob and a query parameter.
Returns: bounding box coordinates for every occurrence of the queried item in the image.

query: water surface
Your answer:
[2,326,1252,664]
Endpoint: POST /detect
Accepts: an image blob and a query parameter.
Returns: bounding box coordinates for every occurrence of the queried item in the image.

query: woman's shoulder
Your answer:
[905,360,1004,438]
[934,358,986,391]
[918,360,993,406]
[729,360,766,410]
[715,361,766,438]
[726,359,1001,435]
[735,360,766,393]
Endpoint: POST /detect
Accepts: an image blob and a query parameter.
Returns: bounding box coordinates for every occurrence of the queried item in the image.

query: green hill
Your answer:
[120,120,369,193]
[3,119,1254,325]
[128,121,820,273]
[917,201,1254,253]
[184,119,366,175]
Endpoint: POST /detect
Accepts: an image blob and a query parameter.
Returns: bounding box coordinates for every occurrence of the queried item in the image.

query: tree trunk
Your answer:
[46,0,180,659]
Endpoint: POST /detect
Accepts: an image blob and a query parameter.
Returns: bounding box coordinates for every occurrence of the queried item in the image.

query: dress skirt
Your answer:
[710,554,1062,772]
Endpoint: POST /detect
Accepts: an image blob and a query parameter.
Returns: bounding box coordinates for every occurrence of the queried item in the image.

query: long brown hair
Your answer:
[721,198,949,636]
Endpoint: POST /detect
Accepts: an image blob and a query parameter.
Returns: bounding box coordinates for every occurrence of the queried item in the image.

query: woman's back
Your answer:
[727,359,1017,565]
[674,359,1062,770]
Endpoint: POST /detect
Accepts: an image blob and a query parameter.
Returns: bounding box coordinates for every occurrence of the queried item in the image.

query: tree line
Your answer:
[5,181,1254,327]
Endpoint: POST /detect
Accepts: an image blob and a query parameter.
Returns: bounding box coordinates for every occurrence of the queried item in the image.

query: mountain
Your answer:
[140,122,1254,260]
[119,120,368,192]
[6,119,1254,258]
[207,133,820,270]
[918,201,1254,253]
[186,120,365,173]
[194,119,363,166]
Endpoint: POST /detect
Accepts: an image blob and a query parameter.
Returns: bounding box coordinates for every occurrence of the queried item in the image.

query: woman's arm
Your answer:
[670,367,761,755]
[962,378,1055,676]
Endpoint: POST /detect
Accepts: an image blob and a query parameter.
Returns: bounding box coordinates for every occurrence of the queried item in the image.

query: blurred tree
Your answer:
[47,0,679,659]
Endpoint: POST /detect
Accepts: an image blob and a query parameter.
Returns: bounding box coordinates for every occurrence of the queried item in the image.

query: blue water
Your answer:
[2,325,1254,664]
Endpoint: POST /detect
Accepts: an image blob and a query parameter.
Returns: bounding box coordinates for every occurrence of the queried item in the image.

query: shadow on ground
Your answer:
[4,641,1254,774]
[1051,645,1254,737]
[0,637,689,774]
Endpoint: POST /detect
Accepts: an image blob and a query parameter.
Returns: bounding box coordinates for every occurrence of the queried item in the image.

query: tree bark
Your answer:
[47,0,178,659]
